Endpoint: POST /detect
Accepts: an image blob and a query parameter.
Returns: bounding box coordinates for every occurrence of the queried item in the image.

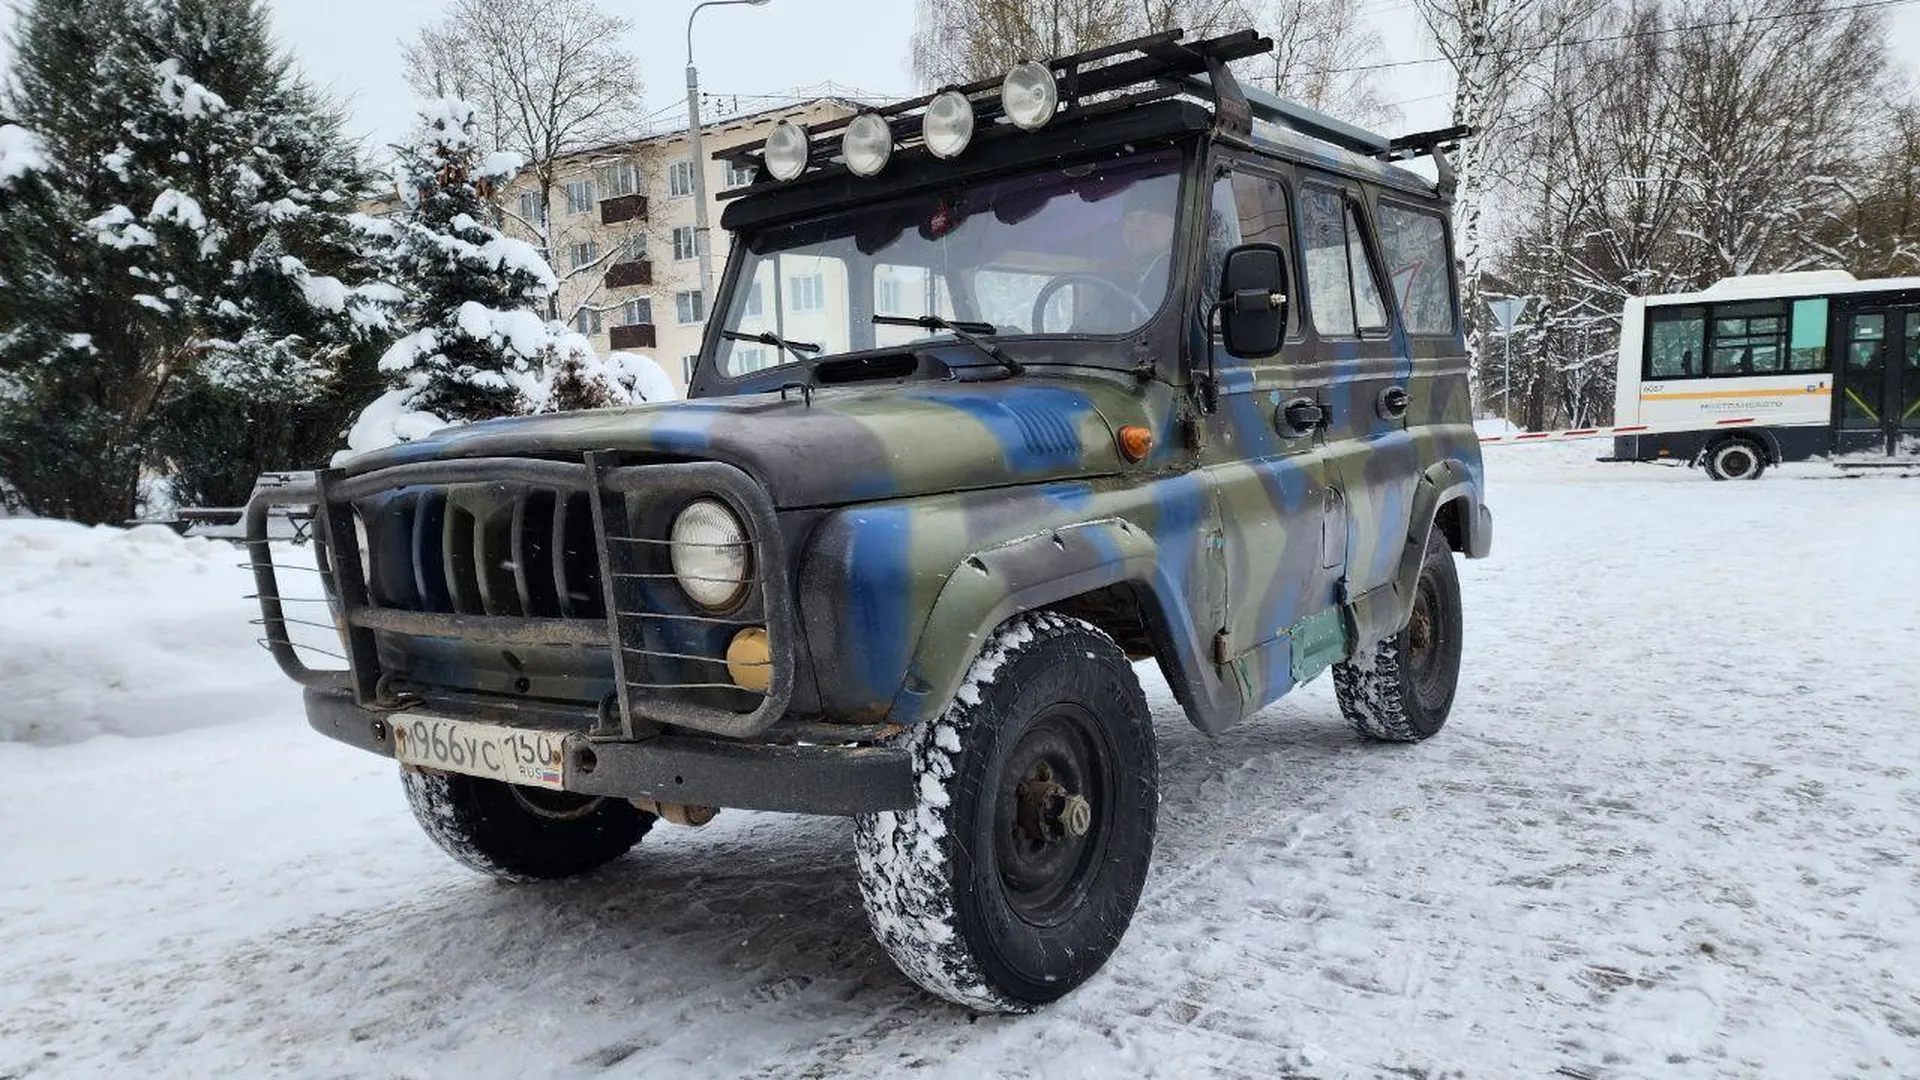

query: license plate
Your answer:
[391,715,569,790]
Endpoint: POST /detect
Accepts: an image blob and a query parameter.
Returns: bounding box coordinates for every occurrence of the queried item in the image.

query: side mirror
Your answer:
[1214,243,1289,359]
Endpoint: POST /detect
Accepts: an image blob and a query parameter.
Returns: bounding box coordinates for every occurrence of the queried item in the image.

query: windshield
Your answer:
[713,147,1184,377]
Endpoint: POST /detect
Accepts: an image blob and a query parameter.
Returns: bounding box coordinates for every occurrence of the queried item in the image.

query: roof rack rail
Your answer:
[715,28,1272,182]
[712,27,1467,193]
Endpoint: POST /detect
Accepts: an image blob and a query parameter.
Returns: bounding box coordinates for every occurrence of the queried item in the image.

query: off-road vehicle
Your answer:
[246,28,1492,1013]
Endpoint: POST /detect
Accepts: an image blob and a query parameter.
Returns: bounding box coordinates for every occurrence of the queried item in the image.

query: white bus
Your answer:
[1611,270,1920,479]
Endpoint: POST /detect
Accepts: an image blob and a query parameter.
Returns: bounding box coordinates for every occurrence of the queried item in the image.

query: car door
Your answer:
[1196,162,1349,713]
[1294,179,1419,612]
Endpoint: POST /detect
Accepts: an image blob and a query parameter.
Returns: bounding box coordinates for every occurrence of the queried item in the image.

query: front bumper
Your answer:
[306,686,912,816]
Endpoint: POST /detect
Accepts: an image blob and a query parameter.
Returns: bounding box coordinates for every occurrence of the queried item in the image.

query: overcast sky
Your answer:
[2,0,1915,155]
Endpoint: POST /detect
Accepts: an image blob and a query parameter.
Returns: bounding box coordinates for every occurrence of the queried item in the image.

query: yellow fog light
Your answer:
[726,627,772,693]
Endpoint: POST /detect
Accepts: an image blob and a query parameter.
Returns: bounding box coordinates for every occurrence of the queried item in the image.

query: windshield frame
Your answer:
[691,139,1205,394]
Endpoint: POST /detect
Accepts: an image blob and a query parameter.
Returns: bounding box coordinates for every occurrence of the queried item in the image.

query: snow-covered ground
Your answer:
[2,445,1917,1080]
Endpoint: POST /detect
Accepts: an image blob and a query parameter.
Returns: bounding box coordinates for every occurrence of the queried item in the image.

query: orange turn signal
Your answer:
[1118,425,1153,462]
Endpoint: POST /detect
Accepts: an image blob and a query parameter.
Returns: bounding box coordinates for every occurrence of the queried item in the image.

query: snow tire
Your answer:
[401,768,652,882]
[853,612,1157,1013]
[1333,528,1463,742]
[1705,438,1768,481]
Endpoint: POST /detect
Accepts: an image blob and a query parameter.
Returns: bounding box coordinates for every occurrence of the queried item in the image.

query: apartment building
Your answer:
[499,97,860,395]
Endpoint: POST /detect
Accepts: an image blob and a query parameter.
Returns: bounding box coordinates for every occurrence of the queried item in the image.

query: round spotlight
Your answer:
[922,90,975,159]
[1000,61,1059,130]
[841,112,893,177]
[763,120,810,181]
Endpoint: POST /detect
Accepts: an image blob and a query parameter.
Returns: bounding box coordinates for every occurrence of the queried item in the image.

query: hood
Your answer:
[342,378,1130,508]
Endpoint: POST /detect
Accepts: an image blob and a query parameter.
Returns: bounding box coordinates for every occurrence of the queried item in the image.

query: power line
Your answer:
[1311,0,1916,75]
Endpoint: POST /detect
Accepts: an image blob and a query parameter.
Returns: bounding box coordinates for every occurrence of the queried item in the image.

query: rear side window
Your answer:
[1300,186,1388,337]
[1376,203,1456,335]
[1647,306,1705,379]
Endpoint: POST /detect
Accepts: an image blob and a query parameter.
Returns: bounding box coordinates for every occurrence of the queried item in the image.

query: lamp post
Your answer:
[686,0,770,310]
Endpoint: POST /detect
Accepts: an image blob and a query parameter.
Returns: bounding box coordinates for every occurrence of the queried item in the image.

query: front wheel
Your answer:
[1333,528,1464,742]
[854,612,1158,1012]
[401,768,653,882]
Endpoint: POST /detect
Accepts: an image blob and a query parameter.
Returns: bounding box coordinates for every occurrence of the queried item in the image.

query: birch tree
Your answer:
[402,0,646,319]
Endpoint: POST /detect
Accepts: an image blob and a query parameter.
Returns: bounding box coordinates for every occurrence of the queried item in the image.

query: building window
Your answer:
[672,225,707,262]
[567,240,600,270]
[790,273,825,312]
[620,298,652,326]
[742,281,764,318]
[876,278,903,316]
[669,159,696,197]
[517,191,545,226]
[683,353,699,383]
[563,179,596,215]
[620,233,648,261]
[575,307,602,335]
[676,290,704,324]
[726,160,757,188]
[734,346,770,371]
[595,161,638,198]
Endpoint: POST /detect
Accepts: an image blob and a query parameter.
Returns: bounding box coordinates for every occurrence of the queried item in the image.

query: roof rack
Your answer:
[714,27,1465,190]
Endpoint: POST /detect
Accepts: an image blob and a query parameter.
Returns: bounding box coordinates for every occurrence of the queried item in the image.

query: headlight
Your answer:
[670,498,751,610]
[841,112,893,177]
[923,90,975,158]
[764,121,810,181]
[1000,61,1058,130]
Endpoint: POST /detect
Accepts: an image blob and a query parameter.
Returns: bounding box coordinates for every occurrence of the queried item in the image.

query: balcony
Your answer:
[604,260,652,289]
[599,194,647,225]
[610,323,656,350]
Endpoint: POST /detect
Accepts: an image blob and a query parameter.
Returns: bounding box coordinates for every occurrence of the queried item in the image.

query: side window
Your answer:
[1200,173,1242,310]
[1708,301,1786,376]
[1376,203,1456,335]
[1228,169,1297,335]
[1300,186,1387,337]
[1346,202,1387,332]
[1788,298,1829,373]
[1647,306,1705,379]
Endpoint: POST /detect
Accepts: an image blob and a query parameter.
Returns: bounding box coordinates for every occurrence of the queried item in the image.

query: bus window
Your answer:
[1648,306,1705,378]
[1709,302,1786,376]
[1789,298,1829,372]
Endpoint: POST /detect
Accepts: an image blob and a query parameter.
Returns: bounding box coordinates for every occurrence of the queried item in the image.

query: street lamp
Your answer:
[686,0,771,310]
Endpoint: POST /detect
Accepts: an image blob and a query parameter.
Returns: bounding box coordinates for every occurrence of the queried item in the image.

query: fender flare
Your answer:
[1345,458,1490,654]
[885,517,1243,733]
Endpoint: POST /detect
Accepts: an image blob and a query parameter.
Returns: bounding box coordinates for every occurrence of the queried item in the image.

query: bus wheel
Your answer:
[1705,438,1768,481]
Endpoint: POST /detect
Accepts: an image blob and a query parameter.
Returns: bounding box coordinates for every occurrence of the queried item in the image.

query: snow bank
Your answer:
[0,519,319,744]
[0,124,45,185]
[603,352,679,402]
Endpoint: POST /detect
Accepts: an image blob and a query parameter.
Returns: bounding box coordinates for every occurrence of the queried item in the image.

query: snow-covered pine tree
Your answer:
[354,98,589,431]
[0,0,182,523]
[140,0,398,508]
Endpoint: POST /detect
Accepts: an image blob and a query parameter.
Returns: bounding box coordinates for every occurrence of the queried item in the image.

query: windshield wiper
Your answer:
[721,329,821,363]
[871,314,1023,375]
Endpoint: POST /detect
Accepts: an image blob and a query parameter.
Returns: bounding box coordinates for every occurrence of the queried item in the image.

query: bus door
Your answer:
[1837,307,1920,456]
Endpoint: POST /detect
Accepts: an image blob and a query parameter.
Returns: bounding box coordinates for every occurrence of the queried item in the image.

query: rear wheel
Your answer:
[1333,528,1463,742]
[1705,437,1768,481]
[401,768,652,881]
[853,612,1158,1012]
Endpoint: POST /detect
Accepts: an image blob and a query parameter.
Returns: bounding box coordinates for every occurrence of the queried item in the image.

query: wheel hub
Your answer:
[1014,762,1092,845]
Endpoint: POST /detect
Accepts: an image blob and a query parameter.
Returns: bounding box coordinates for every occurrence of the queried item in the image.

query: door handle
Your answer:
[1377,386,1410,420]
[1277,397,1326,438]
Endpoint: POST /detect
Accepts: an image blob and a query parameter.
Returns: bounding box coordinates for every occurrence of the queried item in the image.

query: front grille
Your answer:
[314,456,795,739]
[359,486,603,619]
